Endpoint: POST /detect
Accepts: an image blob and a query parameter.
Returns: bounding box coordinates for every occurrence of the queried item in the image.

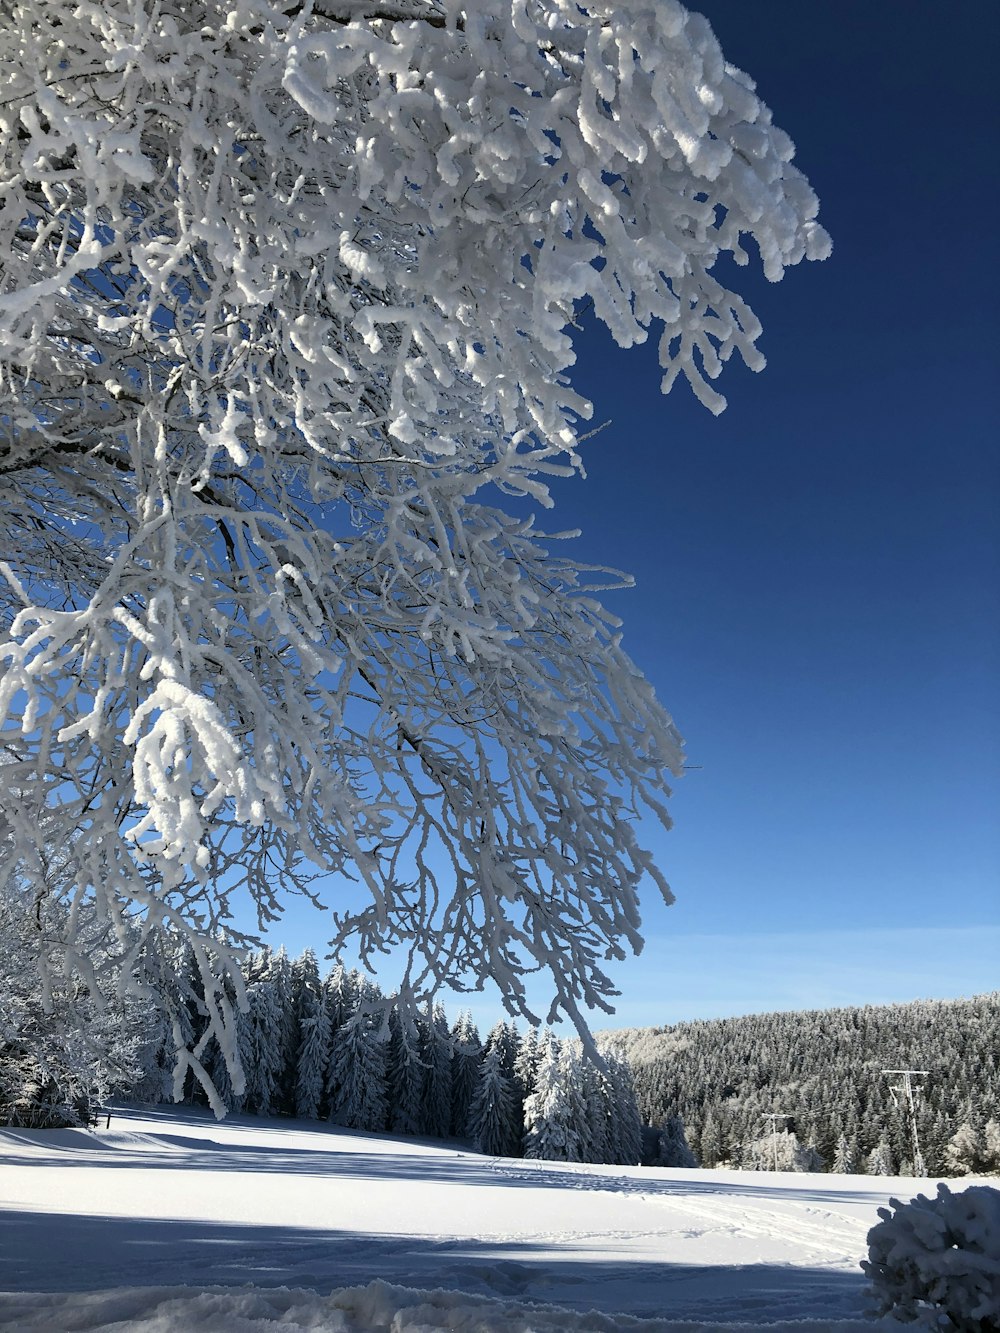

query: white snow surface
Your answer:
[1,1105,987,1331]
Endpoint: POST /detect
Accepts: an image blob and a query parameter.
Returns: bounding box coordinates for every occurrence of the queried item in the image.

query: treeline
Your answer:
[3,928,652,1166]
[610,994,1000,1176]
[166,945,647,1165]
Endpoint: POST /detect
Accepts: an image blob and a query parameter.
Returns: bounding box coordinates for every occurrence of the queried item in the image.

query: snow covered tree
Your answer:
[242,975,286,1116]
[863,1183,1000,1330]
[523,1040,593,1162]
[167,940,216,1104]
[653,1113,698,1168]
[581,1059,612,1165]
[201,964,249,1112]
[267,948,300,1114]
[945,1119,1000,1177]
[129,937,197,1105]
[328,979,388,1131]
[387,1004,425,1137]
[468,1044,519,1157]
[523,1045,568,1161]
[293,952,331,1120]
[832,1132,856,1175]
[945,1119,979,1176]
[616,996,999,1179]
[324,965,358,1041]
[867,1137,895,1177]
[603,1049,643,1166]
[562,1045,595,1162]
[746,1127,813,1173]
[129,1004,176,1106]
[986,1121,1000,1173]
[513,1027,542,1103]
[799,1140,826,1174]
[450,1012,482,1138]
[418,1004,453,1139]
[0,0,829,1073]
[699,1108,724,1168]
[0,877,146,1126]
[485,1023,521,1082]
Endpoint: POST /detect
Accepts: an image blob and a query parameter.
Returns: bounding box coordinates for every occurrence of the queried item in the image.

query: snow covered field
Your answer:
[0,1105,984,1331]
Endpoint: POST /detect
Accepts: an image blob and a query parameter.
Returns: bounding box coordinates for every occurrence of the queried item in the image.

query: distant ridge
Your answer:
[605,993,1000,1175]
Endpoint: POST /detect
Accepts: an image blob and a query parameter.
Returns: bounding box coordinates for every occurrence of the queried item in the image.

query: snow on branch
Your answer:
[0,0,828,1084]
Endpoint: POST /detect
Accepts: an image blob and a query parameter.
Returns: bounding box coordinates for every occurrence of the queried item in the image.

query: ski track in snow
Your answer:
[1,1106,987,1331]
[486,1156,870,1260]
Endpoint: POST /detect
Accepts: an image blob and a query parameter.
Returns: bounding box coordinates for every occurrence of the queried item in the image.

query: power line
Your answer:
[882,1069,929,1176]
[761,1112,794,1172]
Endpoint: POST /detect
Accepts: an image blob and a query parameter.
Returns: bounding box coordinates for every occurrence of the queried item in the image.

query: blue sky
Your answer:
[269,1,999,1031]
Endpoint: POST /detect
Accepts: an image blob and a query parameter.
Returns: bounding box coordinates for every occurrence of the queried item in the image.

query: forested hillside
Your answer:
[610,995,1000,1176]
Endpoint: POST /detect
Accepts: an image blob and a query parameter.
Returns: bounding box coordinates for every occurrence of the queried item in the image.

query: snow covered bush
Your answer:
[862,1182,1000,1330]
[0,0,829,1079]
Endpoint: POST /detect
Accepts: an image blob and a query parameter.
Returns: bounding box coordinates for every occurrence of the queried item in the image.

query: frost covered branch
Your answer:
[0,0,828,1079]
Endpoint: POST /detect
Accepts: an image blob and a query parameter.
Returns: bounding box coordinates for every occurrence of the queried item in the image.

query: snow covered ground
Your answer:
[0,1106,985,1331]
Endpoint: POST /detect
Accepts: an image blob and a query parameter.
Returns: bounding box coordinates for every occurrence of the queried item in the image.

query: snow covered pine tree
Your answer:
[0,0,829,1094]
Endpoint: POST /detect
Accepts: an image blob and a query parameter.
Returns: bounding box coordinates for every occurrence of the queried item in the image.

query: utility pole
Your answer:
[761,1112,793,1171]
[882,1070,929,1176]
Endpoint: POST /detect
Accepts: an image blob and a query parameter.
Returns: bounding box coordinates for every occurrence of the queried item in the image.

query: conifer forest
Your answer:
[612,994,1000,1177]
[3,904,996,1179]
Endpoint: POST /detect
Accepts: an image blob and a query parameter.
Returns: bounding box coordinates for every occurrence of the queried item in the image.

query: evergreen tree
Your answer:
[654,1114,698,1168]
[419,1004,453,1139]
[984,1120,1000,1173]
[512,1027,542,1103]
[328,980,388,1133]
[130,1008,176,1107]
[485,1022,520,1082]
[268,947,299,1114]
[450,1012,482,1138]
[867,1137,895,1176]
[604,1050,643,1167]
[0,878,148,1127]
[832,1133,856,1174]
[699,1108,723,1168]
[170,940,205,1103]
[560,1046,593,1163]
[944,1120,1000,1176]
[204,1008,247,1114]
[293,988,330,1121]
[523,1042,594,1163]
[523,1045,572,1161]
[129,940,186,1106]
[581,1059,612,1165]
[324,964,357,1039]
[612,994,1000,1177]
[387,1005,425,1138]
[292,950,322,1010]
[291,949,327,1118]
[323,967,359,1113]
[468,1045,519,1157]
[800,1140,826,1173]
[243,976,285,1116]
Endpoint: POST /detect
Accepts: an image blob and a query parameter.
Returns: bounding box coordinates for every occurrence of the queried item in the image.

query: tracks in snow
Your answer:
[485,1157,867,1262]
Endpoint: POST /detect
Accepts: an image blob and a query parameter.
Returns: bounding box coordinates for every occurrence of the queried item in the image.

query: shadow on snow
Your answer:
[0,1208,873,1322]
[0,1104,905,1212]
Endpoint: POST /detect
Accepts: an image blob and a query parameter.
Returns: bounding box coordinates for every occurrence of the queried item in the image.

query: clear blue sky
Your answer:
[269,1,1000,1031]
